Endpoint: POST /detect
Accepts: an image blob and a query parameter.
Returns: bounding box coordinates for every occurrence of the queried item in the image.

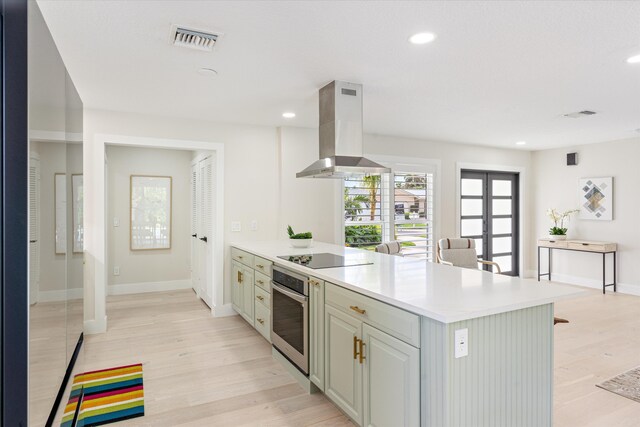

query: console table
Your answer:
[537,239,617,294]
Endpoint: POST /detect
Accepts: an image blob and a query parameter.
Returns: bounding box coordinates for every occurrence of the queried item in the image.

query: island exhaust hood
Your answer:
[296,81,390,178]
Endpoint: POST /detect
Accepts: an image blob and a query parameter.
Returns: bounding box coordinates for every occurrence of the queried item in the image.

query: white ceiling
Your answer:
[38,1,640,150]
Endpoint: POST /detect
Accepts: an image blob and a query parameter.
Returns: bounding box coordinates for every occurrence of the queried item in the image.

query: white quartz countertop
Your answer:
[231,240,585,323]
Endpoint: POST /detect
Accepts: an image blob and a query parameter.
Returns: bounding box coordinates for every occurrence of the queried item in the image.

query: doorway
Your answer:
[460,170,519,276]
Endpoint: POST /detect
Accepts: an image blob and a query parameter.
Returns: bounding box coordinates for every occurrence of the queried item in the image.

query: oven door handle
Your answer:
[271,282,308,304]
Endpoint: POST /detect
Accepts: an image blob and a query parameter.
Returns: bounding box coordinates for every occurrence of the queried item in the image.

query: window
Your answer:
[344,169,435,261]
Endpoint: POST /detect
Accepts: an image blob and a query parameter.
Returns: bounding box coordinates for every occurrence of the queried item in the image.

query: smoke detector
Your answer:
[563,110,597,119]
[169,25,222,52]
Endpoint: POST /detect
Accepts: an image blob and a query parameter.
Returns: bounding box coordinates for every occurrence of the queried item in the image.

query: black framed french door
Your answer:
[460,170,519,276]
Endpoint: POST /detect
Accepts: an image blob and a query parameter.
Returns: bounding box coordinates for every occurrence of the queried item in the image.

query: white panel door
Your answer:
[325,305,363,425]
[202,156,214,306]
[191,164,199,293]
[29,158,40,305]
[362,324,420,427]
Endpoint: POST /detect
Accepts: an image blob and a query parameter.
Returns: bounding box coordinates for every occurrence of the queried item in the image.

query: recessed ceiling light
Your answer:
[409,32,436,45]
[515,141,527,146]
[627,54,640,64]
[198,67,217,76]
[282,112,296,119]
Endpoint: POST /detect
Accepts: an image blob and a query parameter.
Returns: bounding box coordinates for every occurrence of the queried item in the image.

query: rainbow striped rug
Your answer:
[61,363,145,427]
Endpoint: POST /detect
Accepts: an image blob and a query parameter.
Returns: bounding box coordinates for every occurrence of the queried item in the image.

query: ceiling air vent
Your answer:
[563,110,597,119]
[170,25,221,52]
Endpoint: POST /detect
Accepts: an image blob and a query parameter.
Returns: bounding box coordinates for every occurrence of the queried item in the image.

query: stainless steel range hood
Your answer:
[296,81,390,178]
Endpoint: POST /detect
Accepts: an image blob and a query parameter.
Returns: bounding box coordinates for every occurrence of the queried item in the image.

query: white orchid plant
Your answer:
[546,208,579,236]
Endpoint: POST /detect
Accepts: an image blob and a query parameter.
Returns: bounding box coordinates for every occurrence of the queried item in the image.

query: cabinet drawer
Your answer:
[231,247,254,267]
[253,256,273,276]
[254,302,270,342]
[255,285,270,309]
[325,282,420,348]
[537,240,568,249]
[254,271,271,293]
[567,241,616,252]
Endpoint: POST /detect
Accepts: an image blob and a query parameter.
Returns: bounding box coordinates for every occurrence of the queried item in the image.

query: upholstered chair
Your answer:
[436,238,501,273]
[375,241,403,256]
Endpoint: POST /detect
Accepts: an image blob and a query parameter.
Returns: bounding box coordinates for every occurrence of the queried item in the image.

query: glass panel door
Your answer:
[460,171,519,276]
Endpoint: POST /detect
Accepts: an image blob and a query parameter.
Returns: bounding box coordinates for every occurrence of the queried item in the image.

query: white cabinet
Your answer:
[325,305,363,424]
[309,277,325,391]
[362,324,420,427]
[231,260,254,325]
[324,284,420,427]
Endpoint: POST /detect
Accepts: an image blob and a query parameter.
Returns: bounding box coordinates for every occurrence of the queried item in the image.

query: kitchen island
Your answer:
[230,240,584,427]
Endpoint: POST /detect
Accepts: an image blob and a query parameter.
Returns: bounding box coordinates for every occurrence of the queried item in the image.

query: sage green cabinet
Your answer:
[362,324,420,427]
[309,277,325,391]
[231,260,254,325]
[325,305,363,424]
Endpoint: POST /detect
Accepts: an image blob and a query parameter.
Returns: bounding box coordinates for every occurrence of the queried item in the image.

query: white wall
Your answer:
[531,137,640,292]
[83,108,535,332]
[83,109,279,331]
[106,146,192,290]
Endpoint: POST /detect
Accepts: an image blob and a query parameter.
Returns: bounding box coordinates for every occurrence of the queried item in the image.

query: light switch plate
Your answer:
[113,217,120,227]
[454,328,468,358]
[250,220,258,231]
[231,221,241,232]
[113,266,120,276]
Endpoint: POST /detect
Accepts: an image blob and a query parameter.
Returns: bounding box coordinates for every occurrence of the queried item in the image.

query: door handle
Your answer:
[30,240,37,243]
[353,336,360,360]
[191,234,197,238]
[200,236,208,242]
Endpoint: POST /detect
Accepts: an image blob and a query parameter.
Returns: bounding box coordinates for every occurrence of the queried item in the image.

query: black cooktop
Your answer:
[277,253,373,269]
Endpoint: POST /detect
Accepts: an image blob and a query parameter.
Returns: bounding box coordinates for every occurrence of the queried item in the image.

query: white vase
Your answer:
[547,234,566,241]
[290,238,313,248]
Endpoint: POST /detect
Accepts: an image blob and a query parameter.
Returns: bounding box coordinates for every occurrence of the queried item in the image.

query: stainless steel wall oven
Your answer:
[271,265,309,374]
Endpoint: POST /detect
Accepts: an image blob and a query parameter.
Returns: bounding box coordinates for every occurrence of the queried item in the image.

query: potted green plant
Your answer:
[287,225,313,248]
[546,208,579,240]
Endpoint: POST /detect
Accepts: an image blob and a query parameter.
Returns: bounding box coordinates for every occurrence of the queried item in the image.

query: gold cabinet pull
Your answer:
[237,271,243,284]
[256,264,264,269]
[257,295,264,301]
[238,255,244,259]
[353,336,360,360]
[359,339,366,364]
[350,305,366,315]
[257,318,264,325]
[257,280,264,285]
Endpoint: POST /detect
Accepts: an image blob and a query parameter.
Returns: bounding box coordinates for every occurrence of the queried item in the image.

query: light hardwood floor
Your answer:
[81,290,354,426]
[76,287,640,426]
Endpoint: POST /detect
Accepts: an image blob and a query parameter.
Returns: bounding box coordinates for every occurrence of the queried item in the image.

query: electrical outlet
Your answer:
[250,220,258,231]
[113,217,120,227]
[454,328,468,358]
[231,221,241,232]
[113,266,120,276]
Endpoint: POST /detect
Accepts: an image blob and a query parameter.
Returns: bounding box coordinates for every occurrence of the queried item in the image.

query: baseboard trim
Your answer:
[212,303,236,317]
[37,287,83,303]
[84,315,107,335]
[108,279,192,296]
[526,270,640,296]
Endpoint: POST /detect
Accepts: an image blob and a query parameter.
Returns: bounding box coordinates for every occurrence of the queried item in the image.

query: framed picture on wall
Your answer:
[130,175,172,250]
[54,173,67,254]
[579,177,613,221]
[72,174,84,253]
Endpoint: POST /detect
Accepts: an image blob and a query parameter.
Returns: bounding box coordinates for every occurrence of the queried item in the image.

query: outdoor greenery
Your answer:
[344,187,368,221]
[345,225,381,247]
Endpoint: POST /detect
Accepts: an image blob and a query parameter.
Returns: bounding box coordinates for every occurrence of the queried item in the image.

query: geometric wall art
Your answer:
[578,177,613,221]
